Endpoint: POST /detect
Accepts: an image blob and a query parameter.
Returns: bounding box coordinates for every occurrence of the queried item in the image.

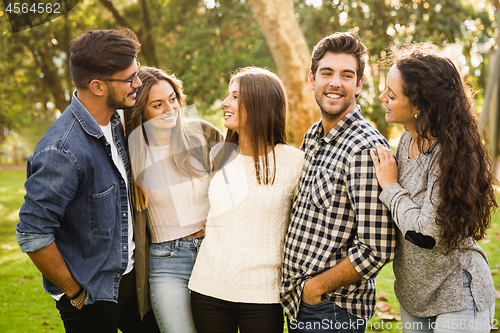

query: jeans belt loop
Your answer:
[462,269,471,288]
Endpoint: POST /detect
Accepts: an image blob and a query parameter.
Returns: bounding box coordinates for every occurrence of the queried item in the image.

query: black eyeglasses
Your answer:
[89,62,140,87]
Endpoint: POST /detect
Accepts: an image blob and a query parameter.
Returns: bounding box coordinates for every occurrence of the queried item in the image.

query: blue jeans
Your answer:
[287,300,366,333]
[400,271,495,333]
[149,236,203,333]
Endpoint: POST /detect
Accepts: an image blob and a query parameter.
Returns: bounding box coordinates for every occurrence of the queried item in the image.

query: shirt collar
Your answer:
[315,105,362,143]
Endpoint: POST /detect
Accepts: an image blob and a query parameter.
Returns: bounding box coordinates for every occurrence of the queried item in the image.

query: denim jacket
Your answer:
[17,91,132,305]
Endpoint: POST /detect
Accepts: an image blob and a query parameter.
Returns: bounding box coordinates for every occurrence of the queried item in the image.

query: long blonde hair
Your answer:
[124,67,208,211]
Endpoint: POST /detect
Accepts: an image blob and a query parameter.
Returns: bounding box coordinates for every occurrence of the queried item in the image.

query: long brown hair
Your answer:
[124,67,207,210]
[391,43,497,253]
[212,67,287,185]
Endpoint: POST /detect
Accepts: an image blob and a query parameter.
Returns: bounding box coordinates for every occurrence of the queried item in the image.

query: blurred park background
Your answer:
[1,0,500,160]
[1,0,500,331]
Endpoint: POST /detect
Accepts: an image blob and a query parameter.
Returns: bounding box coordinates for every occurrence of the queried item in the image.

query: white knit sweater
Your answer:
[188,144,304,303]
[143,145,208,243]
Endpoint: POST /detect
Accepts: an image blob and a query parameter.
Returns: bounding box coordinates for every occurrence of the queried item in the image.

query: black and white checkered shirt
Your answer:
[281,105,397,320]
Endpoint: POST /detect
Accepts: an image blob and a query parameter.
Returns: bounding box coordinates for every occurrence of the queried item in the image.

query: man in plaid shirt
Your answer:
[281,32,396,332]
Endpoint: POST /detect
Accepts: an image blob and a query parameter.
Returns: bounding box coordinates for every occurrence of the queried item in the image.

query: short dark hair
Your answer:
[70,28,141,90]
[311,32,367,85]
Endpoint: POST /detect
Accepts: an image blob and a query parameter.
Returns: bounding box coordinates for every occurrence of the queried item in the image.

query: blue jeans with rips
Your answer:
[399,270,495,333]
[287,300,366,333]
[149,236,203,333]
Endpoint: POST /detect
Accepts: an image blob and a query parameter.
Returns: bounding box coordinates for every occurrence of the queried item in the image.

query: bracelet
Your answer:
[70,289,87,307]
[66,286,84,300]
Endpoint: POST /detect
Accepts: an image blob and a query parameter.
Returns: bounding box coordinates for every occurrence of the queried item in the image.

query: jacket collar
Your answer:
[69,90,121,139]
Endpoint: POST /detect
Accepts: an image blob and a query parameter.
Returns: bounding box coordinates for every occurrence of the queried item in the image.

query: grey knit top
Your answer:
[379,130,496,317]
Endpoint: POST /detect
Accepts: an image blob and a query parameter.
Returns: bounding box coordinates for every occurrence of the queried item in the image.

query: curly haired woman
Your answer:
[370,44,497,333]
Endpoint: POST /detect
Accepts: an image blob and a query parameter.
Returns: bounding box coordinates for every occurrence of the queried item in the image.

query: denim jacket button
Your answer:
[122,213,126,217]
[123,246,126,249]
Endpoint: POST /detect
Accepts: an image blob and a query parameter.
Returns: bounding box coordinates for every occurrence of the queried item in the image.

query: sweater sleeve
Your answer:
[379,151,441,249]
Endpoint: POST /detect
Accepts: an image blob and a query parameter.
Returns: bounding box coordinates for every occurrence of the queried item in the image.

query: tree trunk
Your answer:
[138,0,158,66]
[63,2,73,86]
[17,34,69,113]
[13,139,19,165]
[481,49,499,162]
[249,0,320,145]
[370,64,389,139]
[98,0,129,27]
[98,0,158,67]
[481,6,500,172]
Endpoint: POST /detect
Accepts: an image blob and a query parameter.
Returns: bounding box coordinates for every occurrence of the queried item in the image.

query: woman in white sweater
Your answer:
[189,67,305,333]
[124,67,222,333]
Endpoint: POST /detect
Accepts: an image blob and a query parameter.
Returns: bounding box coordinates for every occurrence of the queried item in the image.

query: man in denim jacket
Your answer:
[16,29,159,332]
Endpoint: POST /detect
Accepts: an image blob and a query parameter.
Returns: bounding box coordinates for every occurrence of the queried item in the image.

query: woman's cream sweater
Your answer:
[188,144,304,303]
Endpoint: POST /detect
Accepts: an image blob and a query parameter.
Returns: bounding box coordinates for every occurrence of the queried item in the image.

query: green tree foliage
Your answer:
[0,0,112,144]
[1,0,276,140]
[295,0,497,138]
[142,0,275,113]
[0,0,497,145]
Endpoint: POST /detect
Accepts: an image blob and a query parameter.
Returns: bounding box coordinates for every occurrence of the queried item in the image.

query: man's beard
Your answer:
[315,89,353,123]
[106,85,136,110]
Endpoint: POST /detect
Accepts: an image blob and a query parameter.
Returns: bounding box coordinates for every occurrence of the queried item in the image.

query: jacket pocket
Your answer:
[89,184,117,237]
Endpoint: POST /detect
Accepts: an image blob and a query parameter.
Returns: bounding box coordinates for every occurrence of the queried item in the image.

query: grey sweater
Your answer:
[379,130,496,317]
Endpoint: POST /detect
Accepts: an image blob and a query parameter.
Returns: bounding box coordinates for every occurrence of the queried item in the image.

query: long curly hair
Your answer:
[391,43,497,253]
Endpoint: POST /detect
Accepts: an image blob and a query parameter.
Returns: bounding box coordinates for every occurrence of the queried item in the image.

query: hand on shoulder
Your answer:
[369,144,398,189]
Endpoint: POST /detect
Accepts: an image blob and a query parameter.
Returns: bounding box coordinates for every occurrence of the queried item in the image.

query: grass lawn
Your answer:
[0,169,63,332]
[0,168,498,332]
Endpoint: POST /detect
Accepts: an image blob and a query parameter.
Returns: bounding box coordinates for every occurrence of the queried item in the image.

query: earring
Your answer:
[415,114,418,119]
